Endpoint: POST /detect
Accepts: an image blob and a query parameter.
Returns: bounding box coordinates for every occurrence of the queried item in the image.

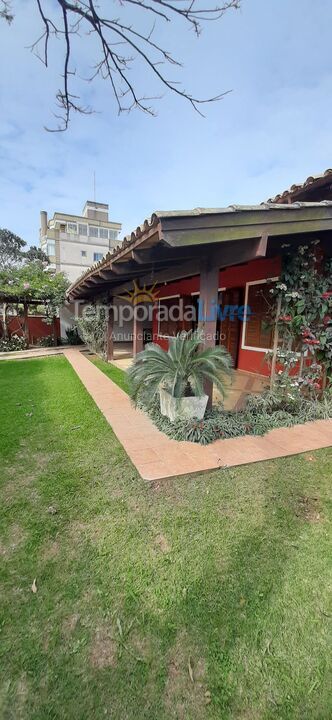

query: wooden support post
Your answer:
[133,304,144,356]
[52,316,58,346]
[2,302,8,339]
[198,259,220,408]
[106,304,114,362]
[270,296,281,390]
[23,301,29,348]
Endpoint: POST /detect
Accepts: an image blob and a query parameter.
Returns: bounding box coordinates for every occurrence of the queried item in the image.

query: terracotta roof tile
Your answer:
[266,168,332,203]
[67,200,332,297]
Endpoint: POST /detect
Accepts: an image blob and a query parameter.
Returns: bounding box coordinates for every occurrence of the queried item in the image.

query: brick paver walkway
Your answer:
[64,349,332,481]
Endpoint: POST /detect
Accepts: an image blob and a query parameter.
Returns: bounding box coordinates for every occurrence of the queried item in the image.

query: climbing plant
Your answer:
[268,239,332,393]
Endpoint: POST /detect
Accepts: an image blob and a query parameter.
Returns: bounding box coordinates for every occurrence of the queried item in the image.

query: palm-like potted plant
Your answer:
[127,330,232,421]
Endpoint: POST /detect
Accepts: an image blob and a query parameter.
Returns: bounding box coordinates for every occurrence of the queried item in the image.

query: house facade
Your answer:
[67,170,332,399]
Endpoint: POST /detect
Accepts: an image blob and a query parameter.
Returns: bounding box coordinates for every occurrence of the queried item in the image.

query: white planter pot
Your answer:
[159,387,208,422]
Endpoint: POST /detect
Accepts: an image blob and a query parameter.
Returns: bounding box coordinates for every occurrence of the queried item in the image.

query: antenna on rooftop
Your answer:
[93,171,96,202]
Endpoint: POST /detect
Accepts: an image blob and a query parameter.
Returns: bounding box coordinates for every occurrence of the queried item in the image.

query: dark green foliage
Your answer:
[139,391,332,444]
[38,335,56,347]
[0,227,26,269]
[128,330,232,405]
[24,245,49,265]
[65,326,83,345]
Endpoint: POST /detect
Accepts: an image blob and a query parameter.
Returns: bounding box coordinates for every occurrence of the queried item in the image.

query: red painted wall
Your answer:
[0,316,60,344]
[152,256,282,375]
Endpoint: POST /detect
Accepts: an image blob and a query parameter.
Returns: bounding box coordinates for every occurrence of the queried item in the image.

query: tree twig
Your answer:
[4,0,241,130]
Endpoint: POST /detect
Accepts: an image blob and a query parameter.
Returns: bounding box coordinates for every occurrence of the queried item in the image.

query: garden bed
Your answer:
[138,390,332,444]
[90,358,332,445]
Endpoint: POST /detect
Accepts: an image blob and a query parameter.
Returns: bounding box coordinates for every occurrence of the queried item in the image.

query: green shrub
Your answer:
[76,305,107,358]
[38,336,56,347]
[0,334,27,352]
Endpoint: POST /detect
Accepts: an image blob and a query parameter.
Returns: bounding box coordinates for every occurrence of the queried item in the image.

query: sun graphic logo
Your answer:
[118,280,159,306]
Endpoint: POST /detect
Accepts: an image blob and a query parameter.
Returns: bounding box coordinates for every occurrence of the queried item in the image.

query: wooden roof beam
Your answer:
[131,244,212,265]
[68,235,267,300]
[132,236,268,288]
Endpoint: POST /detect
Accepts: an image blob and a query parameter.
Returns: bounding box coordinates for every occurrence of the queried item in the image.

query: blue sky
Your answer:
[1,0,332,246]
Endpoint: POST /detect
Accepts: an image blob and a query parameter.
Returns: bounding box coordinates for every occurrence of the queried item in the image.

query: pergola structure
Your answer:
[0,293,57,347]
[67,202,332,403]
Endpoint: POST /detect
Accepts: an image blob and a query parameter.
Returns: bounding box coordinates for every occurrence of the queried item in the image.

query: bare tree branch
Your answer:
[2,0,241,130]
[0,0,13,22]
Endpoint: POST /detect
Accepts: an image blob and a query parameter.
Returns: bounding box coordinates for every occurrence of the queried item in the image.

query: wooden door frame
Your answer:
[216,286,245,369]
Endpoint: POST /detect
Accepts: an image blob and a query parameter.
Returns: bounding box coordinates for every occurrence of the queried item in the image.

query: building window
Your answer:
[242,280,276,351]
[67,222,77,234]
[47,241,55,256]
[78,223,88,236]
[93,252,103,262]
[81,250,87,258]
[109,229,118,241]
[89,225,99,238]
[99,227,109,239]
[157,296,196,337]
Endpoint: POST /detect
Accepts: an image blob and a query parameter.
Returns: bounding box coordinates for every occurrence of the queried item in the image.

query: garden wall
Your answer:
[0,315,60,345]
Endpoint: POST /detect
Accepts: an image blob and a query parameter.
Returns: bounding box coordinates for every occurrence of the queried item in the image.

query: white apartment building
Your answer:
[39,200,122,283]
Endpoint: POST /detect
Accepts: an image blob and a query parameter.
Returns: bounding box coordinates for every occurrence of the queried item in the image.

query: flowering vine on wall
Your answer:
[268,239,332,393]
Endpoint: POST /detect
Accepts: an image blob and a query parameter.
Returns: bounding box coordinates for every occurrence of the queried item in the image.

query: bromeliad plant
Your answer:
[128,330,232,415]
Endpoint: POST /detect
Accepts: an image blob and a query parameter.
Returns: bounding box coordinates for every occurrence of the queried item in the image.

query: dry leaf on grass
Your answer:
[31,578,37,594]
[116,617,123,638]
[188,657,194,683]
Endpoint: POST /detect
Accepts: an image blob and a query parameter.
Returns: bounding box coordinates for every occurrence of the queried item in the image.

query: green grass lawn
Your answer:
[0,356,331,720]
[90,355,130,393]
